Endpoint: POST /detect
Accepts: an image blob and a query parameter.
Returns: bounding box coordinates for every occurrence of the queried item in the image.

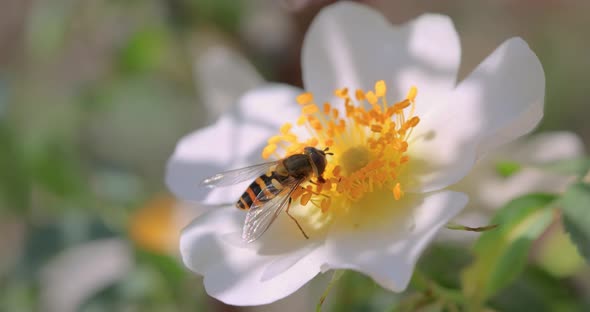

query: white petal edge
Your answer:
[165,84,302,203]
[408,37,545,193]
[302,2,460,115]
[180,208,325,305]
[456,37,545,157]
[321,191,468,291]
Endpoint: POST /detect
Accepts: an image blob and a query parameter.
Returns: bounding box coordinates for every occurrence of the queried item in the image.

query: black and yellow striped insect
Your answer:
[201,147,332,243]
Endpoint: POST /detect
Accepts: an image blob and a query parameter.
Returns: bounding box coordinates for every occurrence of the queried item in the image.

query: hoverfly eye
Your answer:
[308,149,327,176]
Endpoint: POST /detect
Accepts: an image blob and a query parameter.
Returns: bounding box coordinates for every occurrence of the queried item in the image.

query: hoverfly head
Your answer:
[304,147,329,177]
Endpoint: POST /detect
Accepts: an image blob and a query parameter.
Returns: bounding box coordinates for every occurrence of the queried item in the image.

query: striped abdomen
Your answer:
[236,172,289,210]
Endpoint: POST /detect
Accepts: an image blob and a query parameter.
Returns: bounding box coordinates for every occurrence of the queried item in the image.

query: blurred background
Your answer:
[1,0,589,311]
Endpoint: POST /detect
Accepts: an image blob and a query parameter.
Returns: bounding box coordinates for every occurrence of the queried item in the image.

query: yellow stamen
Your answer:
[407,86,417,101]
[262,144,277,159]
[334,88,349,98]
[302,104,319,115]
[355,89,365,101]
[365,91,378,107]
[280,123,292,134]
[297,92,313,105]
[393,183,403,200]
[375,80,387,97]
[262,81,420,215]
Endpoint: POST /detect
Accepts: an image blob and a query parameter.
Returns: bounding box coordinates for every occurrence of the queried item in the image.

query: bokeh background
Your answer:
[1,0,589,311]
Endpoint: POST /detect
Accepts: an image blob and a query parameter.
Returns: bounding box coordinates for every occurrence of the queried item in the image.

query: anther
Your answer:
[262,144,277,159]
[370,124,383,133]
[302,104,319,115]
[375,80,387,97]
[393,183,403,200]
[280,123,292,134]
[407,86,417,101]
[297,92,313,105]
[355,89,365,101]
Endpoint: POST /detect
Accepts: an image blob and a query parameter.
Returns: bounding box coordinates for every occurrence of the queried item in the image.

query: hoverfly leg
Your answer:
[285,197,309,240]
[308,176,326,185]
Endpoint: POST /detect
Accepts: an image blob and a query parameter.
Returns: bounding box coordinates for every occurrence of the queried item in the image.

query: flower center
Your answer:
[262,80,420,216]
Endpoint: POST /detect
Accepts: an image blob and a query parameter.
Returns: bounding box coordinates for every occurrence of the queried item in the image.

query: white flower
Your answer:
[166,2,545,306]
[445,132,585,241]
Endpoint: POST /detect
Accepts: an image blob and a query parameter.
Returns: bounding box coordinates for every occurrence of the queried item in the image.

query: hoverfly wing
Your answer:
[200,161,279,188]
[242,176,303,243]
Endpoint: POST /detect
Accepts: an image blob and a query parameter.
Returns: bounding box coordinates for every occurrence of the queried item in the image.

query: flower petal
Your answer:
[165,84,302,204]
[409,37,545,192]
[506,131,585,164]
[321,191,467,291]
[302,2,460,114]
[453,37,545,156]
[237,84,303,129]
[180,208,325,305]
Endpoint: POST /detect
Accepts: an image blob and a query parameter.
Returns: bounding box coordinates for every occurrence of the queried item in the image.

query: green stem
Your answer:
[410,270,467,305]
[316,270,345,312]
[390,293,435,312]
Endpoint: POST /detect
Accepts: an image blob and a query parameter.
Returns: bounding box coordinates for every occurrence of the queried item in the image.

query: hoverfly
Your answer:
[201,147,332,243]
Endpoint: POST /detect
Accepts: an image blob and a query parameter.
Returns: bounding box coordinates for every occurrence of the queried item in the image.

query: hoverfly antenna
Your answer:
[323,147,334,155]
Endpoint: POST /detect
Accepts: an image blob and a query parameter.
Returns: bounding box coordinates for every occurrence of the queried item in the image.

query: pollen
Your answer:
[262,80,420,212]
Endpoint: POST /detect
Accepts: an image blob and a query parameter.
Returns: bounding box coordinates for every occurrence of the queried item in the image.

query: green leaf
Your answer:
[118,28,167,74]
[0,124,31,213]
[418,244,472,289]
[495,161,522,178]
[490,265,586,312]
[136,250,185,286]
[332,270,400,312]
[461,193,557,307]
[561,182,590,262]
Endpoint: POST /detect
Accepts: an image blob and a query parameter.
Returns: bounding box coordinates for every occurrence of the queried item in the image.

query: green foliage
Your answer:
[331,271,400,312]
[495,160,522,178]
[535,223,586,277]
[135,250,186,286]
[188,0,244,33]
[561,182,590,262]
[30,141,86,199]
[0,124,31,213]
[490,265,590,312]
[418,244,472,289]
[118,28,168,75]
[461,193,557,308]
[316,270,344,312]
